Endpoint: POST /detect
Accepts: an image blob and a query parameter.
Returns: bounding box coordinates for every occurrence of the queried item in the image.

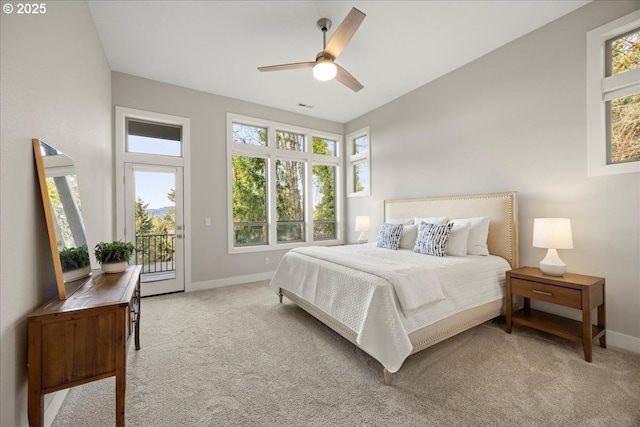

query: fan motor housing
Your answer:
[317,18,332,31]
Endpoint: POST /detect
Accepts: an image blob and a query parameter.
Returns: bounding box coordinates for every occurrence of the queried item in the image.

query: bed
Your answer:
[270,191,518,385]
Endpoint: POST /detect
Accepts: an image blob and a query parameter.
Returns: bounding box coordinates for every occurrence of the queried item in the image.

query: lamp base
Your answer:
[539,248,566,276]
[357,231,368,244]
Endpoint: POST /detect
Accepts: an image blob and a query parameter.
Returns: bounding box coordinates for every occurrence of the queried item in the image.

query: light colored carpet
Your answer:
[52,281,640,427]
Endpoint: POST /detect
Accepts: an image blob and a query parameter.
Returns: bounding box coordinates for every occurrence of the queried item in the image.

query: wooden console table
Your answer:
[27,265,141,427]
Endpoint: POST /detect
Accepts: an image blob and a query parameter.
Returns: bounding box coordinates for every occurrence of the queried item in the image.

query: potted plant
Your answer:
[94,241,136,273]
[59,245,91,282]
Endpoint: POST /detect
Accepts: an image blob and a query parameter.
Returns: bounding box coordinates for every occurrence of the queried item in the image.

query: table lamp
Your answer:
[532,218,573,276]
[355,216,370,244]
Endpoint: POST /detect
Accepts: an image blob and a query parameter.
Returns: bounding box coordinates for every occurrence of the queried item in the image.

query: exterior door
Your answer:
[125,163,184,296]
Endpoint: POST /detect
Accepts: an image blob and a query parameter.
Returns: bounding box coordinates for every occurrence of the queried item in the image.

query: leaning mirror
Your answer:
[33,139,91,299]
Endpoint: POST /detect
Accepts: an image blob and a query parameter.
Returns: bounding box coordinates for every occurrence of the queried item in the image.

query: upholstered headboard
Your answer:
[384,191,518,269]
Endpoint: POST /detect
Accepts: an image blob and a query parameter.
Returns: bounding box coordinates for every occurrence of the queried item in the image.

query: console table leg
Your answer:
[582,292,593,362]
[135,287,141,351]
[28,390,43,427]
[116,307,126,426]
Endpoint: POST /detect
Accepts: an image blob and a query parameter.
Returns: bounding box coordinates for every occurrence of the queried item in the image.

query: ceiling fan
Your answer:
[258,7,366,92]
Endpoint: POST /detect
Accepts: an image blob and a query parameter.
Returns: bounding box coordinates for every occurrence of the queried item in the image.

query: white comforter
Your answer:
[269,244,510,373]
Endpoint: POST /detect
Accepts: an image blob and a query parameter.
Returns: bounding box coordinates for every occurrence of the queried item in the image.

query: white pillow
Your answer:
[445,221,472,256]
[414,216,449,225]
[399,224,418,249]
[450,217,490,255]
[387,218,414,225]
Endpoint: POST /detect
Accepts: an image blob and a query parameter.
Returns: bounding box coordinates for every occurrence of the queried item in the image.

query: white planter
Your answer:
[62,265,91,283]
[101,261,129,274]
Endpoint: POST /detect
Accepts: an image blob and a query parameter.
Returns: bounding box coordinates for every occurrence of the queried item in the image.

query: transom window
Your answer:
[227,113,342,253]
[587,11,640,176]
[126,119,182,157]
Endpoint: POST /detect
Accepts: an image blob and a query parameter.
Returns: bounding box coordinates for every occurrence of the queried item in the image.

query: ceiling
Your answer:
[88,1,590,123]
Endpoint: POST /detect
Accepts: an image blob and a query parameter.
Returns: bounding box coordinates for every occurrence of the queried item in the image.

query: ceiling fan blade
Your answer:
[258,62,314,72]
[335,64,363,92]
[324,7,366,59]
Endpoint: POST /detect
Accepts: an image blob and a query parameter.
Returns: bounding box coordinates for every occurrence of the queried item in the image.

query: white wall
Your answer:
[0,2,112,425]
[111,72,344,289]
[346,1,640,351]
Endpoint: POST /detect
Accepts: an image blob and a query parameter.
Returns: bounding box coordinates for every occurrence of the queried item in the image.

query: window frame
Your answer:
[587,10,640,176]
[227,113,343,254]
[346,127,371,197]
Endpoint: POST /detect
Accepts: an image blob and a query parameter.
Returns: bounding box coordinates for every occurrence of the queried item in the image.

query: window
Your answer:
[231,155,267,246]
[227,113,342,252]
[587,11,640,176]
[126,119,182,157]
[346,127,370,196]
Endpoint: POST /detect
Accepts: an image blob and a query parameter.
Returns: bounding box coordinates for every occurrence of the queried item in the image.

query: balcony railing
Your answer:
[135,233,176,275]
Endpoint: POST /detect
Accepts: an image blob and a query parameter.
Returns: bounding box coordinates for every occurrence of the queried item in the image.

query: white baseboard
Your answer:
[187,271,274,292]
[607,330,640,354]
[44,389,69,427]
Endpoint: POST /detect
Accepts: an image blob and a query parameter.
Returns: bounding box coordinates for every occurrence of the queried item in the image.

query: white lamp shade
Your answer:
[312,60,337,81]
[355,216,370,232]
[532,218,573,249]
[533,218,573,276]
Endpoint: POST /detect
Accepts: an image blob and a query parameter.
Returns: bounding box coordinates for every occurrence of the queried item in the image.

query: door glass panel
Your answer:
[134,171,177,282]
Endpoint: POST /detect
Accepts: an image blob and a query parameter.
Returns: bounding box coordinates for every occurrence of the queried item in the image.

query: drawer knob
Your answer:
[532,289,553,296]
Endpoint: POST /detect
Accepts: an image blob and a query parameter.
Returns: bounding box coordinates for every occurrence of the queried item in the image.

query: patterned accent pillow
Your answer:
[413,222,454,257]
[376,223,404,250]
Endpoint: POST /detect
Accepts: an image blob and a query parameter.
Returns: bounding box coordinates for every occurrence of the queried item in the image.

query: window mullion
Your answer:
[602,69,640,94]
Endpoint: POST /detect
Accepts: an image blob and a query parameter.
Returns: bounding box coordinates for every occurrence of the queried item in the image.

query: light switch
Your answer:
[204,218,211,226]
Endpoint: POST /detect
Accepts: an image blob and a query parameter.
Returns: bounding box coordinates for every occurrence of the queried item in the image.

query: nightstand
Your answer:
[505,267,606,362]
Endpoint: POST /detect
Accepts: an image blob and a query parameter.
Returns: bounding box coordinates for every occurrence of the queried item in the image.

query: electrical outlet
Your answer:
[204,218,211,226]
[265,257,270,265]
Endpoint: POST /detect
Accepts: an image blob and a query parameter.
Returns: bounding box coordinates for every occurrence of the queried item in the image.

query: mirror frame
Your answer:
[33,138,92,299]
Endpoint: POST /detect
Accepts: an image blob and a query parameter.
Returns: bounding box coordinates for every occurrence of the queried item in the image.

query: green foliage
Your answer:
[135,197,153,235]
[94,241,135,265]
[231,135,337,245]
[134,189,176,264]
[232,155,267,244]
[612,31,639,75]
[59,245,90,271]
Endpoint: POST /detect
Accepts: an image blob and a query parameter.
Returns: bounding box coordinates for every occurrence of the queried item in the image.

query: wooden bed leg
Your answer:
[278,289,283,304]
[383,369,393,386]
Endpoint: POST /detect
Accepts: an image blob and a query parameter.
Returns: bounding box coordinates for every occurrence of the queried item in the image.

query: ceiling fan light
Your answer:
[313,61,337,81]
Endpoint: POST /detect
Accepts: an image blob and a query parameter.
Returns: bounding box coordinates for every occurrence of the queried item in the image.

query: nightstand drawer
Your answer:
[511,278,581,309]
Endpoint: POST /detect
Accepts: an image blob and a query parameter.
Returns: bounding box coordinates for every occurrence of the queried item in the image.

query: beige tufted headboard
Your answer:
[384,191,519,269]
